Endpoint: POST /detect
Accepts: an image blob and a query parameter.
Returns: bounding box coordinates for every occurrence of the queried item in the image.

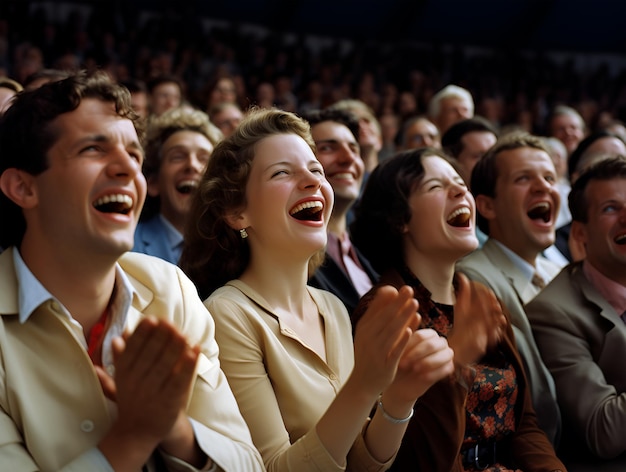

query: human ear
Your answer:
[570,221,589,247]
[475,194,496,221]
[0,169,38,209]
[225,208,249,231]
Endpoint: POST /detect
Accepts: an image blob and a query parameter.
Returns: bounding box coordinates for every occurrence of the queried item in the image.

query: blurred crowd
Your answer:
[2,1,626,136]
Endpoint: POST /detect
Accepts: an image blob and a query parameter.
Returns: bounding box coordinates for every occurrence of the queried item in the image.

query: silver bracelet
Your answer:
[377,398,414,424]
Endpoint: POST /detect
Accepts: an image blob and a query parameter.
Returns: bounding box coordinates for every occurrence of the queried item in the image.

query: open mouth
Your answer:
[330,172,355,181]
[615,233,626,245]
[527,202,552,223]
[93,194,133,215]
[290,201,324,222]
[176,180,199,194]
[446,207,471,227]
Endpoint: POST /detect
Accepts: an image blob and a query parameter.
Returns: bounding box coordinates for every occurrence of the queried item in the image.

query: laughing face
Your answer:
[310,121,363,210]
[148,130,213,232]
[573,177,626,284]
[27,98,146,257]
[403,155,478,262]
[237,133,333,260]
[482,147,559,263]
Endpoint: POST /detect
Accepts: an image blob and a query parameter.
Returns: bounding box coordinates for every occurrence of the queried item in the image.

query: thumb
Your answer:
[94,365,118,402]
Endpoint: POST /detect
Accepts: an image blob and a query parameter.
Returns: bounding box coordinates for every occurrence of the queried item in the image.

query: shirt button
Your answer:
[80,420,95,432]
[50,301,61,313]
[329,374,338,381]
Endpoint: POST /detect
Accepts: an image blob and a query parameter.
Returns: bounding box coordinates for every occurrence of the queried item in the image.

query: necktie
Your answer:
[531,272,546,290]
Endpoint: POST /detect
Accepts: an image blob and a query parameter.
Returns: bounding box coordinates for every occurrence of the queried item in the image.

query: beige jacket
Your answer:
[0,248,264,472]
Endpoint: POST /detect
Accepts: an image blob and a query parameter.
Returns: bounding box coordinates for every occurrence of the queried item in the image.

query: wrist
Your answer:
[376,395,414,424]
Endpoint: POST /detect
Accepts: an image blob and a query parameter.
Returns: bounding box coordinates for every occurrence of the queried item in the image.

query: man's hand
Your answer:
[96,316,206,469]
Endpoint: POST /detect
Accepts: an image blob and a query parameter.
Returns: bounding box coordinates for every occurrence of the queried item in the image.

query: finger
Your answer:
[159,344,200,399]
[398,330,446,369]
[383,290,421,361]
[95,365,118,401]
[128,321,178,381]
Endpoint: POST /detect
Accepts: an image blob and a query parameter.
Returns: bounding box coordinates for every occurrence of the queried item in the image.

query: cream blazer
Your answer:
[0,248,264,472]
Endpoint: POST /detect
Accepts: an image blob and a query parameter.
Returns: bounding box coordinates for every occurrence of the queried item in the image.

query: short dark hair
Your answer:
[350,147,455,274]
[441,116,498,158]
[146,74,184,96]
[569,156,626,223]
[0,70,141,248]
[567,130,625,181]
[471,132,549,234]
[302,108,360,143]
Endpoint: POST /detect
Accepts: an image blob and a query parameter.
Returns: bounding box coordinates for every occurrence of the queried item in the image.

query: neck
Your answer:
[161,211,185,235]
[405,250,456,305]
[493,237,539,267]
[19,235,117,332]
[327,202,352,236]
[239,247,311,317]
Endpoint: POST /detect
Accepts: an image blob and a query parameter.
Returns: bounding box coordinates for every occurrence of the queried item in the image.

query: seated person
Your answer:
[457,132,563,444]
[527,156,626,470]
[351,148,565,471]
[181,108,455,471]
[304,108,378,315]
[133,107,223,264]
[0,71,263,471]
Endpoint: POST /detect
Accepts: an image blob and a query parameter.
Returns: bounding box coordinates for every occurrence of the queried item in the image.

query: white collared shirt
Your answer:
[14,248,135,375]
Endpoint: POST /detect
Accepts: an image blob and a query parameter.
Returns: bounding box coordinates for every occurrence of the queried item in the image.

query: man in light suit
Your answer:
[527,156,626,471]
[304,108,378,316]
[0,71,263,471]
[133,107,223,264]
[457,132,562,445]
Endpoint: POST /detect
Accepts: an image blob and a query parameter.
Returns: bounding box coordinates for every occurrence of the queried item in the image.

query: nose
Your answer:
[187,153,206,173]
[449,181,467,198]
[336,143,359,164]
[301,169,323,189]
[534,175,554,192]
[107,146,142,179]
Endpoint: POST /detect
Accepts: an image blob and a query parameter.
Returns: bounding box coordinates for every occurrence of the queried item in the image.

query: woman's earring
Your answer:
[240,228,248,239]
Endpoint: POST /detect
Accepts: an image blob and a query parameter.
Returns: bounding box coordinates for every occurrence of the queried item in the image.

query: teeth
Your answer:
[290,200,323,216]
[332,173,354,180]
[615,233,626,245]
[93,194,132,209]
[446,207,470,222]
[529,202,550,212]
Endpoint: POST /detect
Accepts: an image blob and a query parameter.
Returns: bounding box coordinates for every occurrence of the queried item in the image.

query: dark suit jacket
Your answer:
[308,247,378,316]
[555,223,572,262]
[527,262,626,470]
[353,269,565,472]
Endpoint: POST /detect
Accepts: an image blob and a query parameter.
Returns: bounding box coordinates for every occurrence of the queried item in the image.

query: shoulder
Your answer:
[528,264,578,309]
[308,285,349,315]
[120,251,181,285]
[134,216,163,239]
[457,246,494,270]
